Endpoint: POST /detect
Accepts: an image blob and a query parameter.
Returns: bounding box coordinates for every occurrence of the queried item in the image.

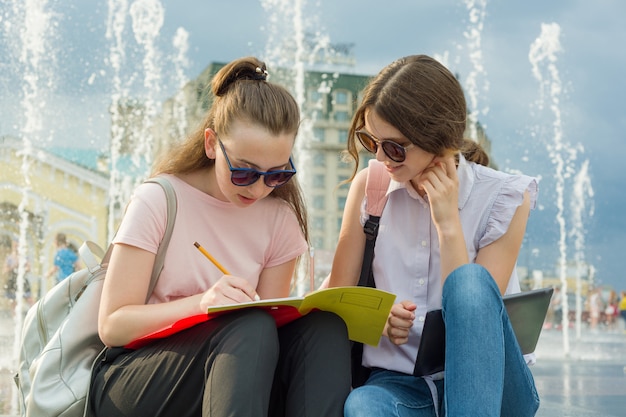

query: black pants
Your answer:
[89,309,351,417]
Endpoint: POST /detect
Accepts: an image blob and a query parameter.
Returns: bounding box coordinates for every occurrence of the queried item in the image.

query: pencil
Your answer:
[193,241,260,301]
[194,241,230,275]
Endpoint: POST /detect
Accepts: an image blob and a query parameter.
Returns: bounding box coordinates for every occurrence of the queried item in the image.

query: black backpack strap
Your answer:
[358,215,380,288]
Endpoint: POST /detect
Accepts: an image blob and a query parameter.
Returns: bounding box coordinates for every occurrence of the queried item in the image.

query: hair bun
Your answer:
[254,66,269,81]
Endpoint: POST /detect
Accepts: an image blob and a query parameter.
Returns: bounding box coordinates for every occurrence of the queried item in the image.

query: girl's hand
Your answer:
[418,155,459,233]
[199,275,259,311]
[384,300,416,345]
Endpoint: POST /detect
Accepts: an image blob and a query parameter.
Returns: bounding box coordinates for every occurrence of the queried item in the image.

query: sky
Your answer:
[0,0,624,291]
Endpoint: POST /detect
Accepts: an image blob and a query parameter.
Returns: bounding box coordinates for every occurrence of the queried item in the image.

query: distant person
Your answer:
[618,291,626,331]
[551,286,564,330]
[605,289,618,329]
[3,237,33,308]
[47,233,79,283]
[587,287,604,330]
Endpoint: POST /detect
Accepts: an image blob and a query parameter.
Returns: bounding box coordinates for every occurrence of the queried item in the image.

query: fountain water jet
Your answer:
[170,28,191,142]
[571,159,594,339]
[106,0,131,240]
[529,22,587,355]
[5,0,56,413]
[462,0,489,142]
[129,0,164,172]
[106,0,168,241]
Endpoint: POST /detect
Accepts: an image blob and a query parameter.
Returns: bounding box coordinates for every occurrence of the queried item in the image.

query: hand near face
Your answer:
[417,155,459,233]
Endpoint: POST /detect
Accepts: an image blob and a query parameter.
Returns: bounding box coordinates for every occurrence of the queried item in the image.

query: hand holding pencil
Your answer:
[194,241,260,301]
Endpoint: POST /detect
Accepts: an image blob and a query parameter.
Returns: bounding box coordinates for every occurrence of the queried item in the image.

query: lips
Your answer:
[385,164,402,174]
[238,194,257,205]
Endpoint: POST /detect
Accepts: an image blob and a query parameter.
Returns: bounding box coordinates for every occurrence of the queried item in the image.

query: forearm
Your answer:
[437,217,469,284]
[99,293,203,347]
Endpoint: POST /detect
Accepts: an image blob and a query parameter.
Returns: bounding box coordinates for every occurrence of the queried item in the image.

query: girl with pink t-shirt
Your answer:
[89,57,351,417]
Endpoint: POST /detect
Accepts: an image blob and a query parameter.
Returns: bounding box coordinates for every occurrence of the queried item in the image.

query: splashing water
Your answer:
[463,0,489,141]
[571,159,594,338]
[106,0,167,240]
[129,0,164,170]
[529,22,576,355]
[5,0,56,412]
[106,0,130,239]
[170,28,190,143]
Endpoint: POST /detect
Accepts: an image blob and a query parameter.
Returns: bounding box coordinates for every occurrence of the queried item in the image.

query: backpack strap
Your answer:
[97,176,177,304]
[358,160,391,288]
[144,176,178,300]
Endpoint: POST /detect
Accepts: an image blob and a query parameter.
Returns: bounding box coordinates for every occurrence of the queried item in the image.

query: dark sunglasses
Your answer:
[218,139,296,187]
[356,130,415,163]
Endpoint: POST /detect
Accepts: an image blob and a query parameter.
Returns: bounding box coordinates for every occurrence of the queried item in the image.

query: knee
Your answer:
[307,310,349,337]
[443,264,500,313]
[344,386,387,417]
[221,309,279,353]
[232,308,277,334]
[294,311,350,356]
[308,311,349,345]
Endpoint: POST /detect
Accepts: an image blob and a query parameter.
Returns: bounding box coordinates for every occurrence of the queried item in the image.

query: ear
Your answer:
[205,128,218,159]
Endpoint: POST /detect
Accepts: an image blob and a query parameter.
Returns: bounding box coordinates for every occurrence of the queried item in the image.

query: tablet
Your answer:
[413,287,554,377]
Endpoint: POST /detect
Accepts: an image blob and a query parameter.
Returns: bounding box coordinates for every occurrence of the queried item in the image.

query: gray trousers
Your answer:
[89,309,351,417]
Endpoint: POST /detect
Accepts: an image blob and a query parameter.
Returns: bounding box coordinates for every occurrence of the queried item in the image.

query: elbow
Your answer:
[98,316,129,347]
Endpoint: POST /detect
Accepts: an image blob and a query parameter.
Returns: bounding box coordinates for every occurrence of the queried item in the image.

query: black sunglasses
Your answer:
[356,130,415,162]
[218,139,296,187]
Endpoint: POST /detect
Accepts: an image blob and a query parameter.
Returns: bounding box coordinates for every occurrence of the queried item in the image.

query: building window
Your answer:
[310,89,323,103]
[337,157,351,169]
[334,90,348,105]
[334,111,349,122]
[312,236,324,249]
[313,216,325,230]
[313,195,325,209]
[313,152,326,167]
[337,216,343,232]
[338,129,348,144]
[313,174,325,188]
[338,196,347,211]
[313,127,325,142]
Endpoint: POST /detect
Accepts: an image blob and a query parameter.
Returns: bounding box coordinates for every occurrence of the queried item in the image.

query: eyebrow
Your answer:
[232,155,291,171]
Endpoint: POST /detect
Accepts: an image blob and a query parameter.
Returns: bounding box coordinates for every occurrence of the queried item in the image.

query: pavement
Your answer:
[531,326,626,417]
[1,310,625,416]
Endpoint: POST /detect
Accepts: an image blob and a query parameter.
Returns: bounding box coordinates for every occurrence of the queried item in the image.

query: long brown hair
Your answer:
[152,56,308,242]
[346,54,488,179]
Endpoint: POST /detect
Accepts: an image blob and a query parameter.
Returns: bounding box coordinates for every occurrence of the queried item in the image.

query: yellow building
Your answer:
[0,136,109,296]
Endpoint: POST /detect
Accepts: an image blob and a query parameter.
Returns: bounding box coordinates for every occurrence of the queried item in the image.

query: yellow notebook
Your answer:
[126,286,395,349]
[207,286,396,346]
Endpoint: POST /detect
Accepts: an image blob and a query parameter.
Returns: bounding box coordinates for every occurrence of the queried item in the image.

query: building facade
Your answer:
[0,136,109,296]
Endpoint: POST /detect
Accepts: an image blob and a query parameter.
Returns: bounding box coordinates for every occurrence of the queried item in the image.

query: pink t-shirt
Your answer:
[113,174,308,304]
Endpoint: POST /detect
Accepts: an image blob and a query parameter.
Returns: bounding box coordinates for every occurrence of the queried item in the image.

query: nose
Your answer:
[375,144,388,162]
[248,177,270,198]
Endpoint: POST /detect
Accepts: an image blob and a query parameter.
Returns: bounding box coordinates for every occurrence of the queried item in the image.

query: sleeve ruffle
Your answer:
[479,175,538,248]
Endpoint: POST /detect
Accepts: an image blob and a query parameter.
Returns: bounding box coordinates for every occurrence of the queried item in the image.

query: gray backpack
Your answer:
[16,176,177,417]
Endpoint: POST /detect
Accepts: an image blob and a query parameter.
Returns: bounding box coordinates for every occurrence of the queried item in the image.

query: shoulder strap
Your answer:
[358,160,390,288]
[144,176,178,301]
[364,160,390,218]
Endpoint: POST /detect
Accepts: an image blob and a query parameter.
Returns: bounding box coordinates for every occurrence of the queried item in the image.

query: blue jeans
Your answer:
[344,264,540,417]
